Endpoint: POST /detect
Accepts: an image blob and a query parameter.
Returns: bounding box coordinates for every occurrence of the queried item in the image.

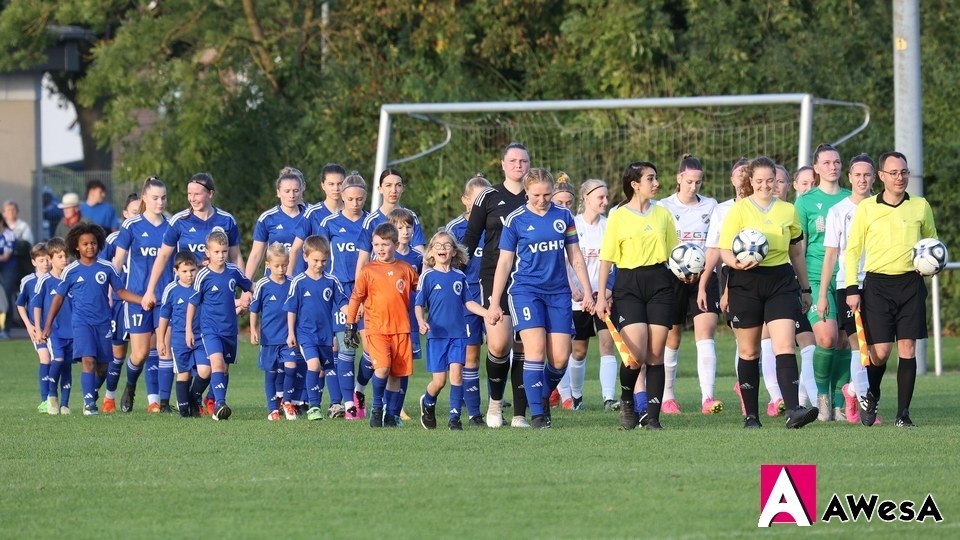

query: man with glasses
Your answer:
[843,151,937,428]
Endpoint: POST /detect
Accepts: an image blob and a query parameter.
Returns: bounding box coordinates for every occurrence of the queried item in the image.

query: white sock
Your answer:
[799,344,817,407]
[850,351,868,397]
[760,338,782,402]
[663,347,679,401]
[599,355,617,401]
[734,342,740,376]
[695,339,716,403]
[147,394,159,405]
[569,357,586,399]
[557,362,572,401]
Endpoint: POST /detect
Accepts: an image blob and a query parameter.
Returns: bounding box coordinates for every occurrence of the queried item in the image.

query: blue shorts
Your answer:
[125,302,159,335]
[465,312,484,346]
[299,343,334,367]
[281,345,305,366]
[49,336,74,362]
[111,301,128,346]
[35,340,48,353]
[172,343,205,373]
[201,334,238,364]
[73,321,113,363]
[508,292,575,334]
[258,344,298,371]
[426,338,466,373]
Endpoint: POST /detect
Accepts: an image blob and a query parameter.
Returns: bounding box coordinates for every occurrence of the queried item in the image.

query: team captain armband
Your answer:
[790,233,805,245]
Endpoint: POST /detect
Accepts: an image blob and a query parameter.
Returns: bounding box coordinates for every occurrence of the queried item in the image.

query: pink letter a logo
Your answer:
[758,465,817,527]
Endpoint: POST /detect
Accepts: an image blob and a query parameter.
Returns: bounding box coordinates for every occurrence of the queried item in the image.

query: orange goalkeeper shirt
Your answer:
[346,259,418,335]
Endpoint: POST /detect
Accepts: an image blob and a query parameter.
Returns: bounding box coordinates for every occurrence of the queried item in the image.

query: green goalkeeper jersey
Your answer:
[795,186,850,282]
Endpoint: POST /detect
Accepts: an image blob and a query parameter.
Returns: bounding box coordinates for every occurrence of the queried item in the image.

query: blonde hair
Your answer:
[205,230,229,247]
[303,235,331,257]
[463,173,491,196]
[343,171,367,192]
[522,167,554,189]
[577,178,607,214]
[266,241,289,262]
[424,230,469,269]
[554,171,575,195]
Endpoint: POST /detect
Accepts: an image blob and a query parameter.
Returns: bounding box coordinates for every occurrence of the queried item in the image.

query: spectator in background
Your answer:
[3,201,34,244]
[54,193,89,239]
[43,188,63,240]
[81,180,120,232]
[0,219,17,338]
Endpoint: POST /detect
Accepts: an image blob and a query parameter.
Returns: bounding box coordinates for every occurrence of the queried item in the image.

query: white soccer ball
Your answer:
[731,228,769,265]
[913,237,948,276]
[667,242,707,279]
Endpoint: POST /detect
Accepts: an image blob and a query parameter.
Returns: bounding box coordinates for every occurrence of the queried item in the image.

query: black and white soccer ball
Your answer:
[913,238,948,276]
[731,228,769,265]
[667,242,707,279]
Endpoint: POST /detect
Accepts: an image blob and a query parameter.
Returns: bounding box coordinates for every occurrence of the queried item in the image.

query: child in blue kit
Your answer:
[415,231,490,430]
[17,243,52,413]
[156,251,204,418]
[251,242,299,421]
[388,207,423,424]
[41,225,143,416]
[285,235,348,421]
[32,238,72,415]
[186,230,253,421]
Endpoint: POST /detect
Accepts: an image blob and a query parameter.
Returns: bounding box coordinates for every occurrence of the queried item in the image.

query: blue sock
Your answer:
[263,370,277,411]
[385,389,398,417]
[211,372,227,404]
[175,381,191,417]
[274,366,285,401]
[125,358,143,387]
[449,384,463,420]
[60,361,72,407]
[38,363,51,401]
[224,373,230,394]
[81,371,96,407]
[358,352,374,386]
[337,352,355,404]
[543,362,566,394]
[145,349,160,396]
[463,367,481,417]
[158,359,174,400]
[296,362,307,403]
[48,359,64,400]
[423,389,437,407]
[306,369,321,407]
[523,360,545,417]
[634,391,647,414]
[324,355,341,405]
[106,357,124,393]
[372,374,388,411]
[284,365,297,403]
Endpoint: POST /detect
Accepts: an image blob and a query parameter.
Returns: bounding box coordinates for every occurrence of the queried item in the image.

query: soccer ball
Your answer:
[731,228,769,265]
[913,238,948,276]
[667,243,707,279]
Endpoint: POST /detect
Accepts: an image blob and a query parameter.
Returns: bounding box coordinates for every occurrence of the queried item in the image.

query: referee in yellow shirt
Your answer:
[596,161,679,431]
[719,156,819,429]
[844,151,937,428]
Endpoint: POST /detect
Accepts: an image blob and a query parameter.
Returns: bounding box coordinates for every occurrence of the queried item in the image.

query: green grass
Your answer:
[1,330,958,538]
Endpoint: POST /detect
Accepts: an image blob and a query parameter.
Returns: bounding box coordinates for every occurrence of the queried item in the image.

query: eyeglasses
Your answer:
[879,169,910,178]
[431,242,454,250]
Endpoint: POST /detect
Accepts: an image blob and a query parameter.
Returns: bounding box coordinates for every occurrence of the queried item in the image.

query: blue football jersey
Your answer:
[16,273,38,308]
[163,207,241,257]
[318,210,366,285]
[356,208,426,253]
[32,273,73,339]
[116,214,172,296]
[283,272,347,347]
[250,277,292,347]
[500,204,578,296]
[445,214,483,301]
[190,264,252,336]
[415,268,473,339]
[54,260,125,326]
[159,281,199,347]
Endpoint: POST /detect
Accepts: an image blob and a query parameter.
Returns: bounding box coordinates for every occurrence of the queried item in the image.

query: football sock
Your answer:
[324,355,341,405]
[619,364,641,401]
[511,351,528,416]
[274,365,285,400]
[125,358,143,387]
[799,345,817,406]
[760,338,782,402]
[896,357,916,418]
[662,347,679,401]
[284,365,298,403]
[158,359,174,401]
[866,361,886,401]
[463,367,482,417]
[569,357,586,399]
[189,376,210,405]
[831,348,850,409]
[850,351,868,397]
[423,388,438,407]
[449,383,463,419]
[306,368,321,407]
[48,359,64,400]
[175,381,191,417]
[81,371,96,407]
[557,363,572,401]
[38,363,50,401]
[634,391,647,414]
[145,349,160,404]
[775,353,801,410]
[485,351,509,400]
[389,378,407,417]
[59,361,73,407]
[210,372,227,404]
[737,359,760,418]
[813,346,832,395]
[645,364,665,421]
[523,360,545,417]
[337,353,356,407]
[599,355,618,401]
[357,351,374,387]
[106,356,124,397]
[263,369,277,410]
[296,362,307,403]
[371,374,387,412]
[543,361,565,394]
[695,339,717,402]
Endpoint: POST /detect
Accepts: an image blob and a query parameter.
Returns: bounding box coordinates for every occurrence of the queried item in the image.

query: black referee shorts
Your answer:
[861,272,927,345]
[726,264,803,329]
[672,271,721,325]
[611,265,676,330]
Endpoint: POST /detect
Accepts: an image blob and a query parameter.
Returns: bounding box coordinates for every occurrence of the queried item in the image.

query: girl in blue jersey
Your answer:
[289,163,346,273]
[319,172,368,419]
[488,168,595,429]
[250,243,297,421]
[244,172,306,280]
[443,174,492,426]
[415,231,490,430]
[112,178,173,414]
[186,231,253,421]
[41,224,143,416]
[33,238,72,415]
[285,236,348,421]
[157,251,203,417]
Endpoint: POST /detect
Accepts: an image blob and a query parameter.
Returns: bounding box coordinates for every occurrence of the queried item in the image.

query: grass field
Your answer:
[1,328,957,538]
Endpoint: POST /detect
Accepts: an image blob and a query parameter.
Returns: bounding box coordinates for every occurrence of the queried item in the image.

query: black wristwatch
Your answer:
[800,288,812,294]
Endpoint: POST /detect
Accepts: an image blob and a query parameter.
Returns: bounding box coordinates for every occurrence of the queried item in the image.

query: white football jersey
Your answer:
[569,213,606,310]
[705,198,736,249]
[660,194,718,248]
[823,197,865,288]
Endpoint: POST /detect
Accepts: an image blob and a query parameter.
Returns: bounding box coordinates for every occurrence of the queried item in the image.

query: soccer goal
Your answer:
[371,94,870,212]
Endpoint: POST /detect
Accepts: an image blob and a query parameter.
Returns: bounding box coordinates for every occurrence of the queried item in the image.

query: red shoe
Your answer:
[102,397,117,414]
[842,384,859,424]
[267,410,281,421]
[146,402,161,413]
[561,398,573,410]
[662,399,682,414]
[282,401,298,421]
[733,382,746,416]
[701,398,723,414]
[205,398,215,416]
[549,388,561,408]
[766,398,784,417]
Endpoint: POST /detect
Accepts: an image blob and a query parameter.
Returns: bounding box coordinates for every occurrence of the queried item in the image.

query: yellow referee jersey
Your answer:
[600,204,677,269]
[844,192,936,287]
[719,197,802,267]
